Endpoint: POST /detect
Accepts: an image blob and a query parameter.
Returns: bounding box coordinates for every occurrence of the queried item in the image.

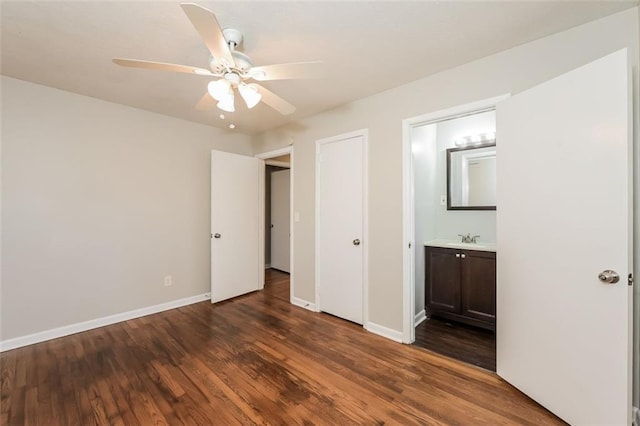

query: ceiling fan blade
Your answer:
[195,92,217,110]
[113,58,216,76]
[255,84,296,115]
[180,3,235,68]
[249,61,322,81]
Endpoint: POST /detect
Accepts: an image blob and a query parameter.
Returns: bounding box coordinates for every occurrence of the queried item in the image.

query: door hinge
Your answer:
[210,233,213,239]
[629,273,634,286]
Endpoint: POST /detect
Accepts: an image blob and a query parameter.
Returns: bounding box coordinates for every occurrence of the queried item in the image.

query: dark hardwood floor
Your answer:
[413,316,496,371]
[1,269,562,425]
[264,268,290,302]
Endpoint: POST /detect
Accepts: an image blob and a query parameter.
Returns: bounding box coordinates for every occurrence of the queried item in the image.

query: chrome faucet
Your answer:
[458,233,480,243]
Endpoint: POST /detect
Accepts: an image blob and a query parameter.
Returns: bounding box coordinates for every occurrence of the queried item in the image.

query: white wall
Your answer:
[0,76,253,340]
[251,8,639,404]
[412,124,437,317]
[435,110,496,243]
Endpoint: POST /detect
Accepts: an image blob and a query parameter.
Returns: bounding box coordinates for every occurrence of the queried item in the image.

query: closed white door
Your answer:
[270,169,290,272]
[317,132,366,324]
[211,150,263,303]
[496,49,632,425]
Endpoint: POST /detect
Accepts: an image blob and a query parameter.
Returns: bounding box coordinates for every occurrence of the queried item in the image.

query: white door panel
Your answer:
[211,150,263,303]
[271,169,290,272]
[496,49,631,425]
[317,134,365,324]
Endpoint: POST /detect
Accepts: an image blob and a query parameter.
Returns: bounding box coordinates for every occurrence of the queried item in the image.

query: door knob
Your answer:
[214,233,221,239]
[353,239,361,246]
[598,269,619,284]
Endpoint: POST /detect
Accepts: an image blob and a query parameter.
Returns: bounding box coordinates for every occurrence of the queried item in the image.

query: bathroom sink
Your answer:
[446,242,487,249]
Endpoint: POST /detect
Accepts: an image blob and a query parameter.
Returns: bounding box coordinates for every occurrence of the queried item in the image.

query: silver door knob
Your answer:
[214,233,221,239]
[598,270,619,284]
[353,239,360,246]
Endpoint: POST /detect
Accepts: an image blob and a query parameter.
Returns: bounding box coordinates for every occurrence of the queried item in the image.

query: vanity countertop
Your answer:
[424,239,496,253]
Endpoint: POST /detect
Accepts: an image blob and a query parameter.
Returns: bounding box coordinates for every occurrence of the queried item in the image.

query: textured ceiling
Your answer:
[1,1,636,134]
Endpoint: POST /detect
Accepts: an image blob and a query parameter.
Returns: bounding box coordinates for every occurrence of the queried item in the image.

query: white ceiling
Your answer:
[1,1,636,135]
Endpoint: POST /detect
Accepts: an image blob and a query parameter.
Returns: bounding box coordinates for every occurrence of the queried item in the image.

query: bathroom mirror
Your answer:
[447,143,496,210]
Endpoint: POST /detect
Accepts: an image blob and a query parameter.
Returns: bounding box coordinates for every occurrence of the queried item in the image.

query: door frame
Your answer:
[255,146,294,303]
[315,129,369,326]
[401,94,510,344]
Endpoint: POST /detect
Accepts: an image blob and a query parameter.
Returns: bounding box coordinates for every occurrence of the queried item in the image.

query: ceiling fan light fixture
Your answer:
[208,79,232,101]
[217,93,235,112]
[238,83,262,109]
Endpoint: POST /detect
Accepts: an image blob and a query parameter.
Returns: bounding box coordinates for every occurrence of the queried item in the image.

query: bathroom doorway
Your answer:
[404,96,506,371]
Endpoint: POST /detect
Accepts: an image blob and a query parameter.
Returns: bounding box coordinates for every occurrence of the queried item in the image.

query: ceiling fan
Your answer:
[113,3,321,116]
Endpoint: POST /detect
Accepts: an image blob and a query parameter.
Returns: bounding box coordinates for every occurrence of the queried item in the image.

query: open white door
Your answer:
[270,169,290,273]
[211,150,263,303]
[496,49,632,425]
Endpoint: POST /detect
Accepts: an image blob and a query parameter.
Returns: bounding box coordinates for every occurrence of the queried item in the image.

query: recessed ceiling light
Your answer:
[219,114,225,119]
[229,123,235,129]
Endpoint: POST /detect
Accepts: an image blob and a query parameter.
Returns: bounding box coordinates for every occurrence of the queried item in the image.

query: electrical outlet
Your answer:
[164,275,172,287]
[440,195,446,206]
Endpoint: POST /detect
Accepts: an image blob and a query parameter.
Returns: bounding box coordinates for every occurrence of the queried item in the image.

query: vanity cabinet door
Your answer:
[460,251,496,324]
[425,247,460,314]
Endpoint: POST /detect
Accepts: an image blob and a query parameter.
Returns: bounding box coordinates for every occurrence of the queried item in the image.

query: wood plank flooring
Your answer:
[413,316,496,371]
[1,269,563,425]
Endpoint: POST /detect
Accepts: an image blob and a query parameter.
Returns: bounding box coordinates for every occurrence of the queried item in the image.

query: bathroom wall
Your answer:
[435,110,497,243]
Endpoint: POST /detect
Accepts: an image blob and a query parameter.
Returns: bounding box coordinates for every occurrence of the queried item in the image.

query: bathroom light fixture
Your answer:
[454,132,496,147]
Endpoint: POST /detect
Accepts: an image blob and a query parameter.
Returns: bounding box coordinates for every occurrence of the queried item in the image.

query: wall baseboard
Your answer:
[632,406,639,426]
[414,309,426,326]
[264,264,271,269]
[0,293,211,352]
[290,296,316,312]
[365,321,403,343]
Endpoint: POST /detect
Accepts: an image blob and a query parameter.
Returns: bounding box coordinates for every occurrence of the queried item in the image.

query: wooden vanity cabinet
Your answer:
[425,246,496,330]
